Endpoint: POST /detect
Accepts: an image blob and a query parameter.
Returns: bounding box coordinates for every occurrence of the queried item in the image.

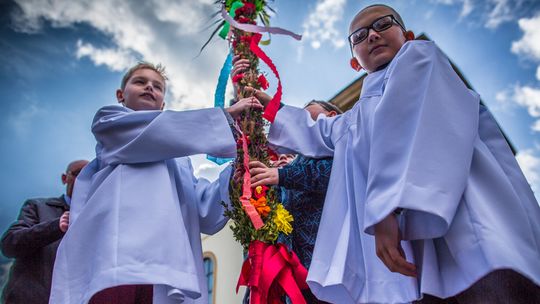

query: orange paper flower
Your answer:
[250,196,270,218]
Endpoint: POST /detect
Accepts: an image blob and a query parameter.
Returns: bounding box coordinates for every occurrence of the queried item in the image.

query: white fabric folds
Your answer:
[268,40,540,303]
[50,106,236,304]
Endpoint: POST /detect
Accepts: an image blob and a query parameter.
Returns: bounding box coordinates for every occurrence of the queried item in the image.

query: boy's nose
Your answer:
[367,29,381,43]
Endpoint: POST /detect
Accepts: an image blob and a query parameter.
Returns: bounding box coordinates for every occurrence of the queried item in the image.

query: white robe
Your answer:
[268,40,540,303]
[49,105,236,304]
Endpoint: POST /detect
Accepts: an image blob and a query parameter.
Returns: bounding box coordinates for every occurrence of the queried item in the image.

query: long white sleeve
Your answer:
[363,41,479,240]
[92,106,236,166]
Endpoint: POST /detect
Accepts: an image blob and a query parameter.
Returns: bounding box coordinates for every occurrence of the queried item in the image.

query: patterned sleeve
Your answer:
[278,157,333,193]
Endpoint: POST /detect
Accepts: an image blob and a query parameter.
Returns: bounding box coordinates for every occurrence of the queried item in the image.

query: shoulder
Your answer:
[21,197,63,209]
[386,40,448,78]
[398,40,439,57]
[93,105,130,122]
[392,40,442,67]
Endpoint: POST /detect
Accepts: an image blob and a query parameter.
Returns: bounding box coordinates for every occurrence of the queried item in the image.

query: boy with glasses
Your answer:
[254,3,540,304]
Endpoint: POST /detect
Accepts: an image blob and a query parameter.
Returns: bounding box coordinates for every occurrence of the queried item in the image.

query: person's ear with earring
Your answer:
[350,57,362,72]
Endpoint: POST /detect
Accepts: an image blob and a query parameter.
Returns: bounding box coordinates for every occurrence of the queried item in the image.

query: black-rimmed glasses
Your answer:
[348,15,405,46]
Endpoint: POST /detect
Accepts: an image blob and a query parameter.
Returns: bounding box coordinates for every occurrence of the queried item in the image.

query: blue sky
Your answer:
[1,0,540,264]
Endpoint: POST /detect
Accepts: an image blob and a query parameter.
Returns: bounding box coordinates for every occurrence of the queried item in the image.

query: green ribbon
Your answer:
[218,1,244,39]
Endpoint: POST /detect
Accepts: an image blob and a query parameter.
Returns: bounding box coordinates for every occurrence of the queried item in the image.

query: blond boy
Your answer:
[49,63,261,304]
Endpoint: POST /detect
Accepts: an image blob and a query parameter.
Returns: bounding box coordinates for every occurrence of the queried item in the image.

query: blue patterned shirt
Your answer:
[277,156,333,270]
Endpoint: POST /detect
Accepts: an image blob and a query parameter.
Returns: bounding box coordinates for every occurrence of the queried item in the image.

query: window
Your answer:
[203,254,216,304]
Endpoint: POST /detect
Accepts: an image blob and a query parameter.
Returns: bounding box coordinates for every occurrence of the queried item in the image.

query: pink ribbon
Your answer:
[221,6,302,40]
[238,132,264,230]
[237,241,309,304]
[250,33,282,122]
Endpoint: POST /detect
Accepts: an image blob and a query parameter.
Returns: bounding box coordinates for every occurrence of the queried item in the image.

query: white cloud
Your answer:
[76,40,135,72]
[11,0,230,110]
[432,0,531,29]
[152,0,214,35]
[516,149,540,200]
[431,0,475,19]
[494,89,516,112]
[511,14,540,60]
[460,0,474,18]
[7,99,46,138]
[500,13,540,133]
[532,120,540,132]
[498,84,540,132]
[512,85,540,117]
[485,0,514,29]
[302,0,347,50]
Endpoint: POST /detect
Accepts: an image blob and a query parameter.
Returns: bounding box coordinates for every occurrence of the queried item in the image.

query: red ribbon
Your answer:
[237,241,309,304]
[250,33,282,123]
[239,133,264,230]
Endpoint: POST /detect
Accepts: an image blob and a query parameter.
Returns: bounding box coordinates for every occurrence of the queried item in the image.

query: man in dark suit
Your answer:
[1,160,88,304]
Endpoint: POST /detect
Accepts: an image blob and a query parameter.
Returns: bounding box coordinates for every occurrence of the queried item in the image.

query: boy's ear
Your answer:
[350,57,362,72]
[404,31,415,41]
[160,102,165,110]
[61,173,67,185]
[116,89,124,104]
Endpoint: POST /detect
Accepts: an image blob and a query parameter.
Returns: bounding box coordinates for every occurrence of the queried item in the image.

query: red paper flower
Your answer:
[235,3,256,16]
[232,73,244,83]
[240,35,252,44]
[252,185,268,199]
[242,3,256,14]
[236,135,251,148]
[257,74,269,90]
[266,147,278,161]
[236,16,256,24]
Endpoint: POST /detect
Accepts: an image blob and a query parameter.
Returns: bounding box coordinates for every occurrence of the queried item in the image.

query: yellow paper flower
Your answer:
[274,204,293,235]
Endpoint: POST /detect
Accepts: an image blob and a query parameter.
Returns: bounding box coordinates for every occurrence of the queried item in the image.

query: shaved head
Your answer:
[63,159,89,197]
[66,160,89,172]
[350,4,406,33]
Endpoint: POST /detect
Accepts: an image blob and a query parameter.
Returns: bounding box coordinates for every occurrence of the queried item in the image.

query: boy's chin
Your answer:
[365,59,392,73]
[130,100,162,111]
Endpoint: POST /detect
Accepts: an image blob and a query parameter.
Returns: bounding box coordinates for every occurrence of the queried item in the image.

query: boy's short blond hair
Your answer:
[121,62,168,91]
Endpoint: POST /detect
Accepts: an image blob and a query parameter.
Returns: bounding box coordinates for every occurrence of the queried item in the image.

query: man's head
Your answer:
[348,4,414,73]
[304,100,343,120]
[61,160,89,197]
[271,154,296,168]
[116,62,168,111]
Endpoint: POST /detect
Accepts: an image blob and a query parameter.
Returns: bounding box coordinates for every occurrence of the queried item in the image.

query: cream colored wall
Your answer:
[202,223,246,304]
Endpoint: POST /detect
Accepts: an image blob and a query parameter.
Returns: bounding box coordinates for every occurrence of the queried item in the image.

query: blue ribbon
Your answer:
[208,51,235,165]
[214,51,233,108]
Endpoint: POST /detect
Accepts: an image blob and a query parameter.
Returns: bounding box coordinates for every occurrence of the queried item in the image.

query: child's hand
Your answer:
[244,87,272,107]
[249,161,279,187]
[226,96,263,119]
[374,213,417,277]
[233,165,244,183]
[231,56,250,95]
[231,56,250,78]
[59,211,70,233]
